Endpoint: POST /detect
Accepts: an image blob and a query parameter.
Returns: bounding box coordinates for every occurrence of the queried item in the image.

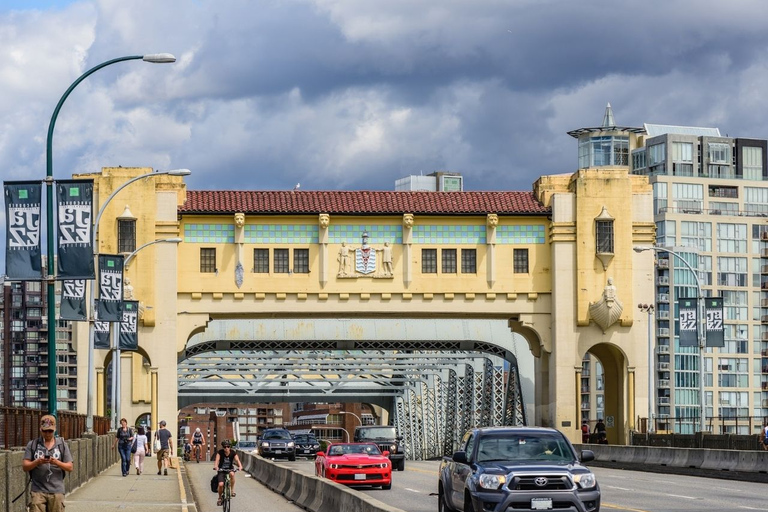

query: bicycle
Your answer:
[194,443,203,463]
[215,468,238,512]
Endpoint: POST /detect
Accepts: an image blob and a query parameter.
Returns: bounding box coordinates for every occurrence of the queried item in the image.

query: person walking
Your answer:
[762,422,768,451]
[22,415,73,512]
[155,420,173,476]
[133,426,150,475]
[113,418,134,477]
[213,440,243,506]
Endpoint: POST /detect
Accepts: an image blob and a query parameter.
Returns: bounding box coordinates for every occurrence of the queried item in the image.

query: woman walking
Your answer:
[113,419,134,477]
[133,427,150,475]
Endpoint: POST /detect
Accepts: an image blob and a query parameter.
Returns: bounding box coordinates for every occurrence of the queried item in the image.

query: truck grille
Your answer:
[508,475,572,490]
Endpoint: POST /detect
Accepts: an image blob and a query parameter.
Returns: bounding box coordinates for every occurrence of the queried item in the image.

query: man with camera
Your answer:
[22,415,73,512]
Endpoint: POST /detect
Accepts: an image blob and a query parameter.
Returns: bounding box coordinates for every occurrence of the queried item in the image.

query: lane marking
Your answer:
[404,488,421,493]
[666,494,697,500]
[175,457,189,512]
[405,466,438,475]
[601,503,651,512]
[603,485,631,491]
[737,507,768,511]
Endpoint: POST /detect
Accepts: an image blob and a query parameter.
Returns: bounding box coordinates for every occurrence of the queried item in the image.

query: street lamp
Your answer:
[111,236,183,429]
[637,303,655,433]
[86,169,189,433]
[635,245,707,431]
[339,411,363,426]
[46,53,175,418]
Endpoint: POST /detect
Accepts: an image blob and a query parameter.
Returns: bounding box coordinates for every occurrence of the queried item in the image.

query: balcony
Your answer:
[657,362,670,371]
[763,248,768,257]
[762,349,768,356]
[656,345,670,354]
[762,265,768,274]
[657,293,670,303]
[657,397,670,405]
[762,299,768,307]
[762,232,768,241]
[657,311,670,320]
[657,276,670,286]
[763,382,768,390]
[658,379,670,388]
[658,328,670,337]
[762,315,768,324]
[762,332,768,341]
[657,259,669,269]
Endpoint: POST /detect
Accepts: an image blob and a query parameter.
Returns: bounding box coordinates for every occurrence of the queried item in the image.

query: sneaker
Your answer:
[217,499,222,506]
[157,471,161,475]
[164,469,168,476]
[136,468,140,475]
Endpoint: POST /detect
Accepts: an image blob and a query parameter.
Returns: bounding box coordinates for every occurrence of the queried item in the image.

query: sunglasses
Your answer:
[42,429,55,433]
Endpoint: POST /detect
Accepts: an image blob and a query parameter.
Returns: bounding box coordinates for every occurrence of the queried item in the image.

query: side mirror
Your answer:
[580,449,595,462]
[397,436,403,441]
[452,451,468,464]
[382,450,390,457]
[316,451,325,458]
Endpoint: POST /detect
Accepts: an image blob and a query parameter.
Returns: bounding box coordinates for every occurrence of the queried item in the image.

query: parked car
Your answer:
[258,428,296,461]
[353,425,405,471]
[315,442,391,489]
[293,433,321,458]
[438,426,600,512]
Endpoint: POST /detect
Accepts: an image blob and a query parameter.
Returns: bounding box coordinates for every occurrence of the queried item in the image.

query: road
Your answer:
[287,457,768,512]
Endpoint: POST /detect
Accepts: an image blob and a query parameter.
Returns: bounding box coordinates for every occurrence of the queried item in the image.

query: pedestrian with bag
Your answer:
[154,420,173,476]
[762,422,768,451]
[133,426,150,475]
[21,415,73,512]
[113,418,134,477]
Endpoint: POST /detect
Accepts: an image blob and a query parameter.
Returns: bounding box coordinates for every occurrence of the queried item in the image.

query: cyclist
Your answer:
[192,428,205,463]
[213,440,243,506]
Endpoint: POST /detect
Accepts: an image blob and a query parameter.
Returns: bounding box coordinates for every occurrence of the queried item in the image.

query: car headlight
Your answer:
[287,441,295,447]
[573,472,597,489]
[330,463,340,469]
[313,444,320,449]
[478,473,506,490]
[390,444,397,453]
[261,442,269,448]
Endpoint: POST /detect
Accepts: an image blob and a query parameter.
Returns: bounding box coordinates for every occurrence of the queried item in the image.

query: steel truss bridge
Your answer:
[179,344,526,459]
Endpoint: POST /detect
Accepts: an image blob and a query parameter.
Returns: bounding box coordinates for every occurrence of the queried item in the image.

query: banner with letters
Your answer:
[705,297,725,347]
[56,180,94,279]
[97,254,124,322]
[60,279,87,321]
[4,181,42,280]
[678,298,698,347]
[119,301,139,350]
[94,320,111,349]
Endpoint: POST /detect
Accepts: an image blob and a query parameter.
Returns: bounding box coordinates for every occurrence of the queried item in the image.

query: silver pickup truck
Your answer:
[438,426,600,512]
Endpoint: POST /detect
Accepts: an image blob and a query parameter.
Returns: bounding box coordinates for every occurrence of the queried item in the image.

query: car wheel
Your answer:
[396,458,405,471]
[382,482,392,490]
[464,491,473,512]
[438,483,454,512]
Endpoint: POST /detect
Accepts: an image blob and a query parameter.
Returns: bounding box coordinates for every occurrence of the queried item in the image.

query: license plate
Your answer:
[274,450,282,454]
[531,498,552,510]
[354,473,366,480]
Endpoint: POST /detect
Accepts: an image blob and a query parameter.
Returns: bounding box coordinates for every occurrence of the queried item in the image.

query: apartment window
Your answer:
[461,249,477,273]
[672,142,694,176]
[717,257,748,288]
[722,290,748,320]
[442,249,457,274]
[422,249,437,273]
[744,187,768,215]
[253,249,269,273]
[595,221,614,254]
[653,182,668,214]
[708,142,730,164]
[294,249,309,273]
[719,391,749,419]
[631,149,646,172]
[513,249,529,273]
[717,223,747,253]
[717,358,748,388]
[680,221,711,252]
[742,146,764,181]
[274,249,289,273]
[722,324,748,354]
[648,142,666,174]
[200,248,216,273]
[672,183,703,212]
[118,219,136,253]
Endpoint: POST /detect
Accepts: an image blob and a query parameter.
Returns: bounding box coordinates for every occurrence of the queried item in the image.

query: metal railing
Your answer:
[639,415,768,439]
[0,406,110,448]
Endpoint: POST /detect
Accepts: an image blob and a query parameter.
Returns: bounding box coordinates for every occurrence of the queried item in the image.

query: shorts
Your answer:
[217,470,234,484]
[193,440,203,445]
[763,437,768,446]
[157,448,169,460]
[29,492,65,512]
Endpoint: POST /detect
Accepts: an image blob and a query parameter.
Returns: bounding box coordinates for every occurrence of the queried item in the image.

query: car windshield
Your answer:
[356,427,396,440]
[328,443,382,456]
[238,441,256,448]
[294,435,317,443]
[263,430,292,440]
[475,433,574,463]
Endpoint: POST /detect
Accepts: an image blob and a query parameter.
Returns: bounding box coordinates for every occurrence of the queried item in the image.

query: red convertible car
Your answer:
[314,442,392,489]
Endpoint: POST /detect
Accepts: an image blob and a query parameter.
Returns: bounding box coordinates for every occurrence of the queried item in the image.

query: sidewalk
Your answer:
[64,458,189,512]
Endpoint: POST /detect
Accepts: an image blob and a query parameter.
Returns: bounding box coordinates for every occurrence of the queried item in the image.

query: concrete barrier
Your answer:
[576,443,768,482]
[237,451,405,512]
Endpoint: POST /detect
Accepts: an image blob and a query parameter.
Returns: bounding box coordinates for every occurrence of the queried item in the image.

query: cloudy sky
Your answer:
[3,0,768,269]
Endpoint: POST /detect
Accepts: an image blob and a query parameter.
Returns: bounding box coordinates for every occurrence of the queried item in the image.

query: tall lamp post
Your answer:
[85,169,189,433]
[46,53,175,418]
[635,245,707,431]
[110,237,183,430]
[339,410,363,427]
[637,303,655,433]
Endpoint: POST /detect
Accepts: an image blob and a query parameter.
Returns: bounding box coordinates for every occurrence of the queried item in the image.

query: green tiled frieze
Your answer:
[496,224,546,244]
[184,224,235,243]
[412,225,486,244]
[329,225,402,244]
[245,224,319,244]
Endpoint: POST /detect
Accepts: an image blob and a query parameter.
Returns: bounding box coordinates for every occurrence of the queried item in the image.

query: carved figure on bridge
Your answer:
[403,213,414,229]
[319,213,330,229]
[234,213,245,288]
[589,277,623,332]
[377,242,394,277]
[337,242,351,277]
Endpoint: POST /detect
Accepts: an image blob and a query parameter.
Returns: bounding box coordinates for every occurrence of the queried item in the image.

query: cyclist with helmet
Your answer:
[192,428,205,462]
[213,440,243,506]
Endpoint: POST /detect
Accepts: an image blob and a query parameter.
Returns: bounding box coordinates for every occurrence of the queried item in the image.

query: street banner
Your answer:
[97,254,124,322]
[4,181,42,280]
[94,320,111,349]
[119,301,139,350]
[60,279,87,321]
[56,180,94,279]
[705,297,725,347]
[678,298,698,347]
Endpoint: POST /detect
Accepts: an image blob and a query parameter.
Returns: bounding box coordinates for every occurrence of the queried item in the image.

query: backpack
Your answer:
[210,474,219,493]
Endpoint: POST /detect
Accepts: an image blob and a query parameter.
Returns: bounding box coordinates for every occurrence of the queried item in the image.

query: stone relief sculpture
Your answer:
[319,213,330,228]
[337,242,351,276]
[403,213,414,228]
[337,232,394,279]
[589,277,624,332]
[487,213,499,227]
[377,242,394,277]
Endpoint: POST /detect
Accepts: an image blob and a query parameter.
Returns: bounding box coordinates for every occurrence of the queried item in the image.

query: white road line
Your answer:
[666,494,698,500]
[405,488,421,493]
[737,507,768,511]
[603,485,631,491]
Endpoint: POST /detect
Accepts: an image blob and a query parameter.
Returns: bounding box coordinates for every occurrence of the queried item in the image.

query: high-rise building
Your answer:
[0,272,77,411]
[570,104,768,434]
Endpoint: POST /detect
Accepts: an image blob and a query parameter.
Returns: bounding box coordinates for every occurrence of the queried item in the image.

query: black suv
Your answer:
[293,433,320,458]
[438,426,600,512]
[258,428,296,461]
[353,425,405,471]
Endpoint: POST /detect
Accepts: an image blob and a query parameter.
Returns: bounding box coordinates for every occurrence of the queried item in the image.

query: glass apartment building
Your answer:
[571,105,768,434]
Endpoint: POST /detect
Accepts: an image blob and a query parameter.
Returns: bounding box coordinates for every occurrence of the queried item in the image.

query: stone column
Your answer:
[628,367,635,432]
[486,214,498,287]
[96,367,105,417]
[319,214,330,287]
[403,214,414,287]
[151,367,159,433]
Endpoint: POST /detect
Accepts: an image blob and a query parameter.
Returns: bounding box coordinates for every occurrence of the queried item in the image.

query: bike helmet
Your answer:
[221,440,231,448]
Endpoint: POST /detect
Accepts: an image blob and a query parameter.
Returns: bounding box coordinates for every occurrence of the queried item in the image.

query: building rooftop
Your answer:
[644,123,721,138]
[180,190,550,216]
